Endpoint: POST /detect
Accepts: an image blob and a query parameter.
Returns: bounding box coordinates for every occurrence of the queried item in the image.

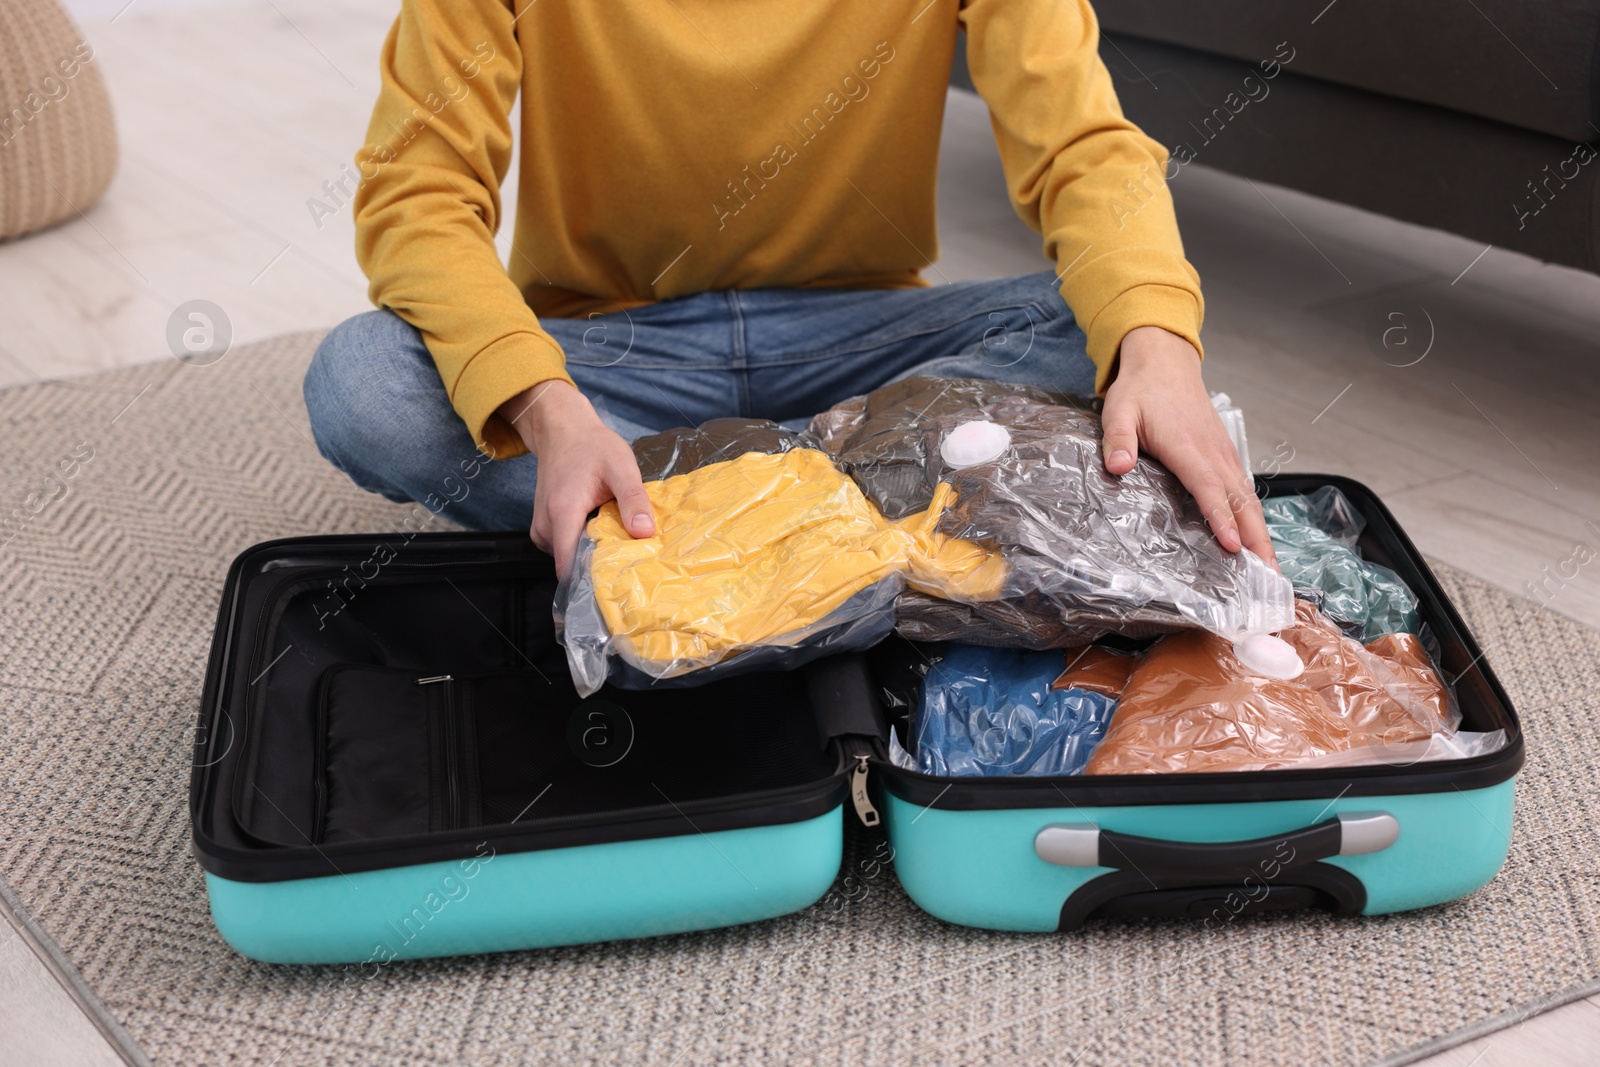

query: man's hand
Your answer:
[1101,326,1278,568]
[500,380,656,578]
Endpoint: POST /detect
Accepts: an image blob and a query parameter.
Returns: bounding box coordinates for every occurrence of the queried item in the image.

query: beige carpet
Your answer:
[1,333,1597,1067]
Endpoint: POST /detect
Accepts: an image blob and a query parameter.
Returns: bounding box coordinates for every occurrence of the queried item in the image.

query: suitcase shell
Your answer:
[871,474,1522,930]
[190,531,869,964]
[189,475,1522,962]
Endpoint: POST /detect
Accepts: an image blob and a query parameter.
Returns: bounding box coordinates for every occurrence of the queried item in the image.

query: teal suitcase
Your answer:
[190,531,871,964]
[189,475,1521,962]
[865,474,1522,931]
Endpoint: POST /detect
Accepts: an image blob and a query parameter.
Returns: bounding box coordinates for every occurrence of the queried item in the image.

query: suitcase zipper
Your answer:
[850,753,880,828]
[418,674,461,830]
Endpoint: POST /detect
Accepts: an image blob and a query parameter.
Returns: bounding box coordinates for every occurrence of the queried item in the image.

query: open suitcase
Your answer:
[189,474,1523,963]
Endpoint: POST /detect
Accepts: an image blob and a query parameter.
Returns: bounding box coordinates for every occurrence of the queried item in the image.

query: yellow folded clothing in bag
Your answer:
[573,449,1006,692]
[899,481,1011,602]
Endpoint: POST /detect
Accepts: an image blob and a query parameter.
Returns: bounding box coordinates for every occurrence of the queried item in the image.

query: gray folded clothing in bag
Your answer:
[808,377,1294,646]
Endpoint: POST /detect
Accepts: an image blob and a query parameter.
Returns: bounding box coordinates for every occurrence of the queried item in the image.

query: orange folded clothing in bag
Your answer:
[1080,600,1458,775]
[1051,646,1139,698]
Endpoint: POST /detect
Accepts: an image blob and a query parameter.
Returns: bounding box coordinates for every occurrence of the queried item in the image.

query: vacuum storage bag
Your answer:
[1210,392,1251,471]
[1080,600,1461,774]
[556,377,1295,695]
[556,448,914,696]
[895,593,1501,779]
[812,378,1294,646]
[630,417,804,482]
[1262,486,1420,640]
[556,445,1011,694]
[912,645,1116,777]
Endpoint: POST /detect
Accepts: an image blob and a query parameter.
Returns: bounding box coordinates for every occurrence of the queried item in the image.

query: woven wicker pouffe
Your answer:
[0,0,118,242]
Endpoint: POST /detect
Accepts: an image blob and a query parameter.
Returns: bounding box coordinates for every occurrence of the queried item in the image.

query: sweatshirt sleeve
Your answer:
[353,0,569,460]
[959,0,1205,393]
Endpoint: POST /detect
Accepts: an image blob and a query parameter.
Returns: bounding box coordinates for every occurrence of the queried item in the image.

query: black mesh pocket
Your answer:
[318,666,436,843]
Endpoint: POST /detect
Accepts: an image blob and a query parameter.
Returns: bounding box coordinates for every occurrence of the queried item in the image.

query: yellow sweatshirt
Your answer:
[354,0,1203,459]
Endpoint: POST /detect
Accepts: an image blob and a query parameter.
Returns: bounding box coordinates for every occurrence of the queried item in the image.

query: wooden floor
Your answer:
[1,1,1596,1065]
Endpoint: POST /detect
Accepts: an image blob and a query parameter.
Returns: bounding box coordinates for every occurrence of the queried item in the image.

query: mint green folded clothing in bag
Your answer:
[1262,487,1421,640]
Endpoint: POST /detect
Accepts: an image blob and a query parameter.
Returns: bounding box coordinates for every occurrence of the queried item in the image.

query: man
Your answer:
[305,0,1275,578]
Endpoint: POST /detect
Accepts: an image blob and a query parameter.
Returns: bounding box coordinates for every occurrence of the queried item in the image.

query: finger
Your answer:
[1100,397,1141,477]
[549,500,587,580]
[528,498,551,554]
[1197,483,1242,553]
[1166,452,1241,553]
[606,456,656,538]
[1212,438,1279,569]
[1230,478,1279,570]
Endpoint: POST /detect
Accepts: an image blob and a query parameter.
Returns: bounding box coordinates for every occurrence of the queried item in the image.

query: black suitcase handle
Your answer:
[1037,813,1399,930]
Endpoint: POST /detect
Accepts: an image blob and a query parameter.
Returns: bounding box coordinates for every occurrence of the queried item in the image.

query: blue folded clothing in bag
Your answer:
[1261,486,1420,641]
[913,645,1116,777]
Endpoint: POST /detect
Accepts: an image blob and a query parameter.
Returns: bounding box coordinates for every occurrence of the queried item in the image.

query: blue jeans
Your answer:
[304,270,1094,531]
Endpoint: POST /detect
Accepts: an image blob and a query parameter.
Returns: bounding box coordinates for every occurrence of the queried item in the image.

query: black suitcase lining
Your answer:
[234,566,837,850]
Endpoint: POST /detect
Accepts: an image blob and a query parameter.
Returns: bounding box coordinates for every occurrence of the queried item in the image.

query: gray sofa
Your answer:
[954,2,1600,273]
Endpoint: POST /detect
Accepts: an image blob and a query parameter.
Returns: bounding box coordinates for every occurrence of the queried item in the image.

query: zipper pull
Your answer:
[851,754,880,827]
[416,674,454,685]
